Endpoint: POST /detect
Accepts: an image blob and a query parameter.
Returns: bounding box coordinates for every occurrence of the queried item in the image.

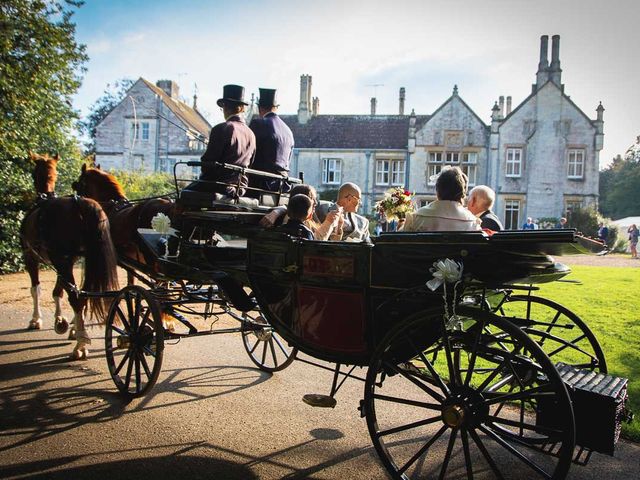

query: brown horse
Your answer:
[72,164,175,279]
[21,153,119,359]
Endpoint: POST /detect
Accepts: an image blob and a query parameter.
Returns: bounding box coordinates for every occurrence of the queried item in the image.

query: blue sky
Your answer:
[72,0,640,167]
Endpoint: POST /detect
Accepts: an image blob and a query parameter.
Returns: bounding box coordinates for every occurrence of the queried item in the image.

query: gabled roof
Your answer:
[140,78,211,137]
[501,80,596,127]
[423,90,488,130]
[280,114,430,150]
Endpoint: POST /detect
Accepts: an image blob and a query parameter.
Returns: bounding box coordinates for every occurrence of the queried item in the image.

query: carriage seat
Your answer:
[179,189,288,211]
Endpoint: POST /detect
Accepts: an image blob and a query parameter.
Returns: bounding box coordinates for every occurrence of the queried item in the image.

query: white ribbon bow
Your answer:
[151,213,177,237]
[426,258,463,291]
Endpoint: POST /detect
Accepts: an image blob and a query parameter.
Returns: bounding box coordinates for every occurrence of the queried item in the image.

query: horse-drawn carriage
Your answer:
[29,157,631,479]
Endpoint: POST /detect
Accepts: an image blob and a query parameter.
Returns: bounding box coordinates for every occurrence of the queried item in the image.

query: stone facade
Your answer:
[94,78,211,179]
[283,35,603,228]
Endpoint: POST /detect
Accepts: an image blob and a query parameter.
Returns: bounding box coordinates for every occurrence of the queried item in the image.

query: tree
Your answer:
[599,136,640,219]
[79,78,134,154]
[0,0,88,273]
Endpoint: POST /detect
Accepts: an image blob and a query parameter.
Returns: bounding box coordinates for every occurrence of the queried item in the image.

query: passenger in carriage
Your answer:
[260,184,343,240]
[248,88,295,196]
[275,194,315,240]
[467,185,504,231]
[186,84,256,198]
[317,182,371,242]
[401,166,480,232]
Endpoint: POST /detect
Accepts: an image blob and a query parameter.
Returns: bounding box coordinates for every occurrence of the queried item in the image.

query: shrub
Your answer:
[108,170,175,200]
[567,206,619,249]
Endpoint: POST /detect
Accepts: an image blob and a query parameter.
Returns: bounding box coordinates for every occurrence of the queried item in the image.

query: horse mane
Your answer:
[87,168,126,199]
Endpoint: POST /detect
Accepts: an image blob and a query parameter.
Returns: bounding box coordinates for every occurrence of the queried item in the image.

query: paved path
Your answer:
[1,270,639,479]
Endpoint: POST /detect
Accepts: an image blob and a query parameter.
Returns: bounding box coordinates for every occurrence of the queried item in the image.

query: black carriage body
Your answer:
[246,229,583,365]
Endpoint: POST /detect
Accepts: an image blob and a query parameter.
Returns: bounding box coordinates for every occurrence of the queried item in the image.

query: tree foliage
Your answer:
[107,170,175,200]
[79,78,134,154]
[567,205,620,250]
[0,0,87,273]
[599,136,640,219]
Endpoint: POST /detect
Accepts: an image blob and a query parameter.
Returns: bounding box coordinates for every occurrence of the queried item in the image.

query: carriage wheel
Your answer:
[364,306,575,480]
[105,285,164,397]
[241,311,297,372]
[495,295,607,373]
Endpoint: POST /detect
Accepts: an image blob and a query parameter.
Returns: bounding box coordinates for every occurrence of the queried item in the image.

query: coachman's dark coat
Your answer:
[199,115,256,197]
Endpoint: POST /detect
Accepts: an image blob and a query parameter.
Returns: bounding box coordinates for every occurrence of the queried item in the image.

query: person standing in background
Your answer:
[522,217,536,230]
[598,222,609,244]
[628,224,639,258]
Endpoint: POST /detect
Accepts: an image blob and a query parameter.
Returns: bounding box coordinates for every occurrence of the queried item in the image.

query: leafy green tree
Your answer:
[0,0,87,273]
[567,206,620,250]
[599,136,640,219]
[108,170,175,200]
[79,78,134,154]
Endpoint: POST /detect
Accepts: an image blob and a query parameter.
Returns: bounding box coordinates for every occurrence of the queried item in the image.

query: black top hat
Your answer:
[217,84,248,107]
[258,88,279,108]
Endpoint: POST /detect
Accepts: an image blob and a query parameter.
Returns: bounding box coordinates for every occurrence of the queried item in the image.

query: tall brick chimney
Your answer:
[156,80,179,99]
[370,97,377,115]
[536,35,550,88]
[549,35,562,87]
[297,74,312,124]
[399,87,405,115]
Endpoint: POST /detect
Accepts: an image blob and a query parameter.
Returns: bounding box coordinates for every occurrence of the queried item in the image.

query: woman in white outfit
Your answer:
[402,166,480,232]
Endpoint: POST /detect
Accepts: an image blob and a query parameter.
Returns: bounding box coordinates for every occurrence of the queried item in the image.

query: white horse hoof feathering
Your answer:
[28,318,43,330]
[69,330,91,360]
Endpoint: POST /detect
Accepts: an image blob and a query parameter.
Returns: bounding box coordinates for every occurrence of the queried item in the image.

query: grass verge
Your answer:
[534,264,640,442]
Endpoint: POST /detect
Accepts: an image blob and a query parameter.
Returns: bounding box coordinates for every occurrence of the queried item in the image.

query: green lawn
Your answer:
[533,264,640,441]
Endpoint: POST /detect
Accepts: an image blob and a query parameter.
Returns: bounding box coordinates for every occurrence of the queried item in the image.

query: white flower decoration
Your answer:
[426,258,463,291]
[151,213,177,237]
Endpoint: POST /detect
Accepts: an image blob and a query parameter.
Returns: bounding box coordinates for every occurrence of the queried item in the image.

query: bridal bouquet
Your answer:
[374,187,415,221]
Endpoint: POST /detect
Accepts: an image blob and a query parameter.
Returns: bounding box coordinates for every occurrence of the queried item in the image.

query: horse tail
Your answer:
[79,199,119,322]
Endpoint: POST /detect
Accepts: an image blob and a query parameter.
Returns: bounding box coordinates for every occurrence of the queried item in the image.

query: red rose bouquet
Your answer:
[374,187,415,221]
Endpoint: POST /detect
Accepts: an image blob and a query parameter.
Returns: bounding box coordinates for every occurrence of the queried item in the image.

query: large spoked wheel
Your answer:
[105,285,164,397]
[241,311,297,372]
[365,306,575,480]
[495,294,607,373]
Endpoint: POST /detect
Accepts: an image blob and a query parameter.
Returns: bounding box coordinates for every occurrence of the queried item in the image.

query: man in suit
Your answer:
[317,182,371,242]
[188,84,256,198]
[467,185,504,231]
[248,88,295,195]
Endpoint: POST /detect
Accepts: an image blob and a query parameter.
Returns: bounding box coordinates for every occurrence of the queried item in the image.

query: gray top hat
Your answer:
[217,84,249,107]
[258,88,279,108]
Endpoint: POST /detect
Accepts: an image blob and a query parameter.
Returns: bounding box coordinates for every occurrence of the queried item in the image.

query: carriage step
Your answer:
[303,394,337,408]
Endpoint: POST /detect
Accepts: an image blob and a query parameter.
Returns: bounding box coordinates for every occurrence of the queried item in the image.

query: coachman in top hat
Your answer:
[191,84,256,197]
[248,88,295,194]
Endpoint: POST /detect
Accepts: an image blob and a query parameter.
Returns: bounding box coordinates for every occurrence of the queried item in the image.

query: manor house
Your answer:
[94,35,603,228]
[281,35,604,228]
[94,78,210,178]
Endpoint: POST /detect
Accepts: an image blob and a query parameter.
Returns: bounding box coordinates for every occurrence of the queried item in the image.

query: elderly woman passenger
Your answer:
[402,167,480,232]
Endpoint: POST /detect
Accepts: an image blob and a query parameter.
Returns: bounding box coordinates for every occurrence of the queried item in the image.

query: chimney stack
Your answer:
[549,35,562,86]
[370,97,377,115]
[499,96,505,118]
[156,80,179,99]
[312,97,320,116]
[297,74,313,124]
[536,35,550,88]
[399,87,405,115]
[506,96,512,116]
